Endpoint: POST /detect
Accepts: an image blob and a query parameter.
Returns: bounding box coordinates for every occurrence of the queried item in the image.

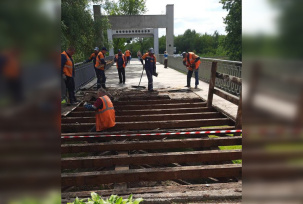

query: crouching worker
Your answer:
[83,88,115,131]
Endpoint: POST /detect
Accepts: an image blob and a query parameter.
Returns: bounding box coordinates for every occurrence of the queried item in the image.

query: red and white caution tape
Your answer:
[61,129,242,139]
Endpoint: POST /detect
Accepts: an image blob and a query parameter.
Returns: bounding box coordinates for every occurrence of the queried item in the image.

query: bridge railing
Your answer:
[157,55,242,97]
[61,56,114,98]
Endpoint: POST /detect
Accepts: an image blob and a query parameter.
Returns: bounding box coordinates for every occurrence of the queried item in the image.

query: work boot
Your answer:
[102,85,107,89]
[195,85,198,89]
[148,89,154,92]
[184,85,190,88]
[153,72,158,77]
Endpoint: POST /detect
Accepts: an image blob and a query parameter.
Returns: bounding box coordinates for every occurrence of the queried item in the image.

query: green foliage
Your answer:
[9,192,61,204]
[220,0,242,61]
[103,0,147,15]
[173,29,227,58]
[61,0,110,63]
[68,192,143,204]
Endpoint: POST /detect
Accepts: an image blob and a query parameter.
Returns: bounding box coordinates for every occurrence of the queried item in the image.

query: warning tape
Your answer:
[61,129,242,139]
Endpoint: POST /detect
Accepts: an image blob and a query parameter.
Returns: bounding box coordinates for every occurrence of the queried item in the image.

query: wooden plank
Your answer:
[61,126,237,142]
[61,112,224,124]
[67,107,216,117]
[61,118,235,133]
[61,181,242,198]
[207,62,217,107]
[113,98,204,105]
[61,136,242,154]
[119,95,171,101]
[114,151,129,191]
[75,102,207,111]
[213,88,239,105]
[62,150,242,169]
[216,72,242,86]
[61,164,242,186]
[62,184,241,199]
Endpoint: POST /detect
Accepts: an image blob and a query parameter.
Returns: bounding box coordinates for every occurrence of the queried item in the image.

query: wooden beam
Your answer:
[67,107,216,117]
[213,88,240,105]
[61,126,237,142]
[61,112,224,124]
[62,150,242,169]
[207,62,218,107]
[61,118,235,133]
[61,164,242,186]
[216,72,242,86]
[113,98,204,105]
[75,102,207,111]
[61,136,242,154]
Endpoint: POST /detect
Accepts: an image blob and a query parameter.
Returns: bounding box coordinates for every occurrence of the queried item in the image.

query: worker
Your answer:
[83,88,115,131]
[114,49,127,84]
[164,51,168,68]
[140,48,158,92]
[61,46,77,105]
[0,48,23,103]
[95,47,108,89]
[83,47,99,75]
[124,49,131,64]
[182,51,201,89]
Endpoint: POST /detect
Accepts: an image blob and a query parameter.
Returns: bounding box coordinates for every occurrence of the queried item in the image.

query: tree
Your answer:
[61,0,110,62]
[220,0,242,61]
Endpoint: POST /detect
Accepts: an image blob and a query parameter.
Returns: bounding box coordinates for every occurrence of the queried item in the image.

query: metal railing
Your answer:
[157,55,242,96]
[61,56,114,98]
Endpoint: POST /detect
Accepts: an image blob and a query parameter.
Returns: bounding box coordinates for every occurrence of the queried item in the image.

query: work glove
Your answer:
[83,102,88,106]
[183,61,186,66]
[190,63,196,69]
[62,74,67,81]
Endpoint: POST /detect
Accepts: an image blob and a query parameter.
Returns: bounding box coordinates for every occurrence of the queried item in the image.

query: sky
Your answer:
[91,0,228,37]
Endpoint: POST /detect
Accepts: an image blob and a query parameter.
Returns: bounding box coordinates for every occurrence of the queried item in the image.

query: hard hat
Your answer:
[94,47,99,51]
[118,49,121,52]
[148,48,154,54]
[101,47,108,51]
[181,52,187,58]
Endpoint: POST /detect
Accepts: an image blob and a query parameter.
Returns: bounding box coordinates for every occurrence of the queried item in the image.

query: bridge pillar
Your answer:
[153,28,159,55]
[107,29,114,56]
[166,5,174,55]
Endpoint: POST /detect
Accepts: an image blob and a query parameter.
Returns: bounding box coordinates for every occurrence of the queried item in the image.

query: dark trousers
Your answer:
[95,68,106,89]
[145,67,153,91]
[187,69,199,86]
[164,59,168,68]
[117,67,125,83]
[127,56,130,64]
[65,76,76,102]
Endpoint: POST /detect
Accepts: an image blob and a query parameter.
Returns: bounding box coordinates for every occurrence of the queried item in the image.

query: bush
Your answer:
[67,192,143,204]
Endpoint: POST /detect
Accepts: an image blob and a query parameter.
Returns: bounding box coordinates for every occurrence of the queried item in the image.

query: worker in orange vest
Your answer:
[83,47,100,76]
[83,88,115,131]
[124,49,131,64]
[61,46,77,104]
[182,51,201,89]
[114,49,127,84]
[95,47,108,89]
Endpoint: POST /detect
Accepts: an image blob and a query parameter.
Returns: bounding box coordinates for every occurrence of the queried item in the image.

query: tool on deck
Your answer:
[131,64,146,89]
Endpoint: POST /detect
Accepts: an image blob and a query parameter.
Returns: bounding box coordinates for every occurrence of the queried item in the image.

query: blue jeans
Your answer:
[95,68,106,88]
[187,69,199,86]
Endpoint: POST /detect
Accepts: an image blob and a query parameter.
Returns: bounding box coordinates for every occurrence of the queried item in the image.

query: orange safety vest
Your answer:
[95,52,105,70]
[125,50,131,57]
[115,54,126,68]
[2,52,20,79]
[184,52,201,71]
[95,95,115,131]
[62,51,73,77]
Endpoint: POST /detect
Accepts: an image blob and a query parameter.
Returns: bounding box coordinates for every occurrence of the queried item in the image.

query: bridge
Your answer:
[61,56,242,203]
